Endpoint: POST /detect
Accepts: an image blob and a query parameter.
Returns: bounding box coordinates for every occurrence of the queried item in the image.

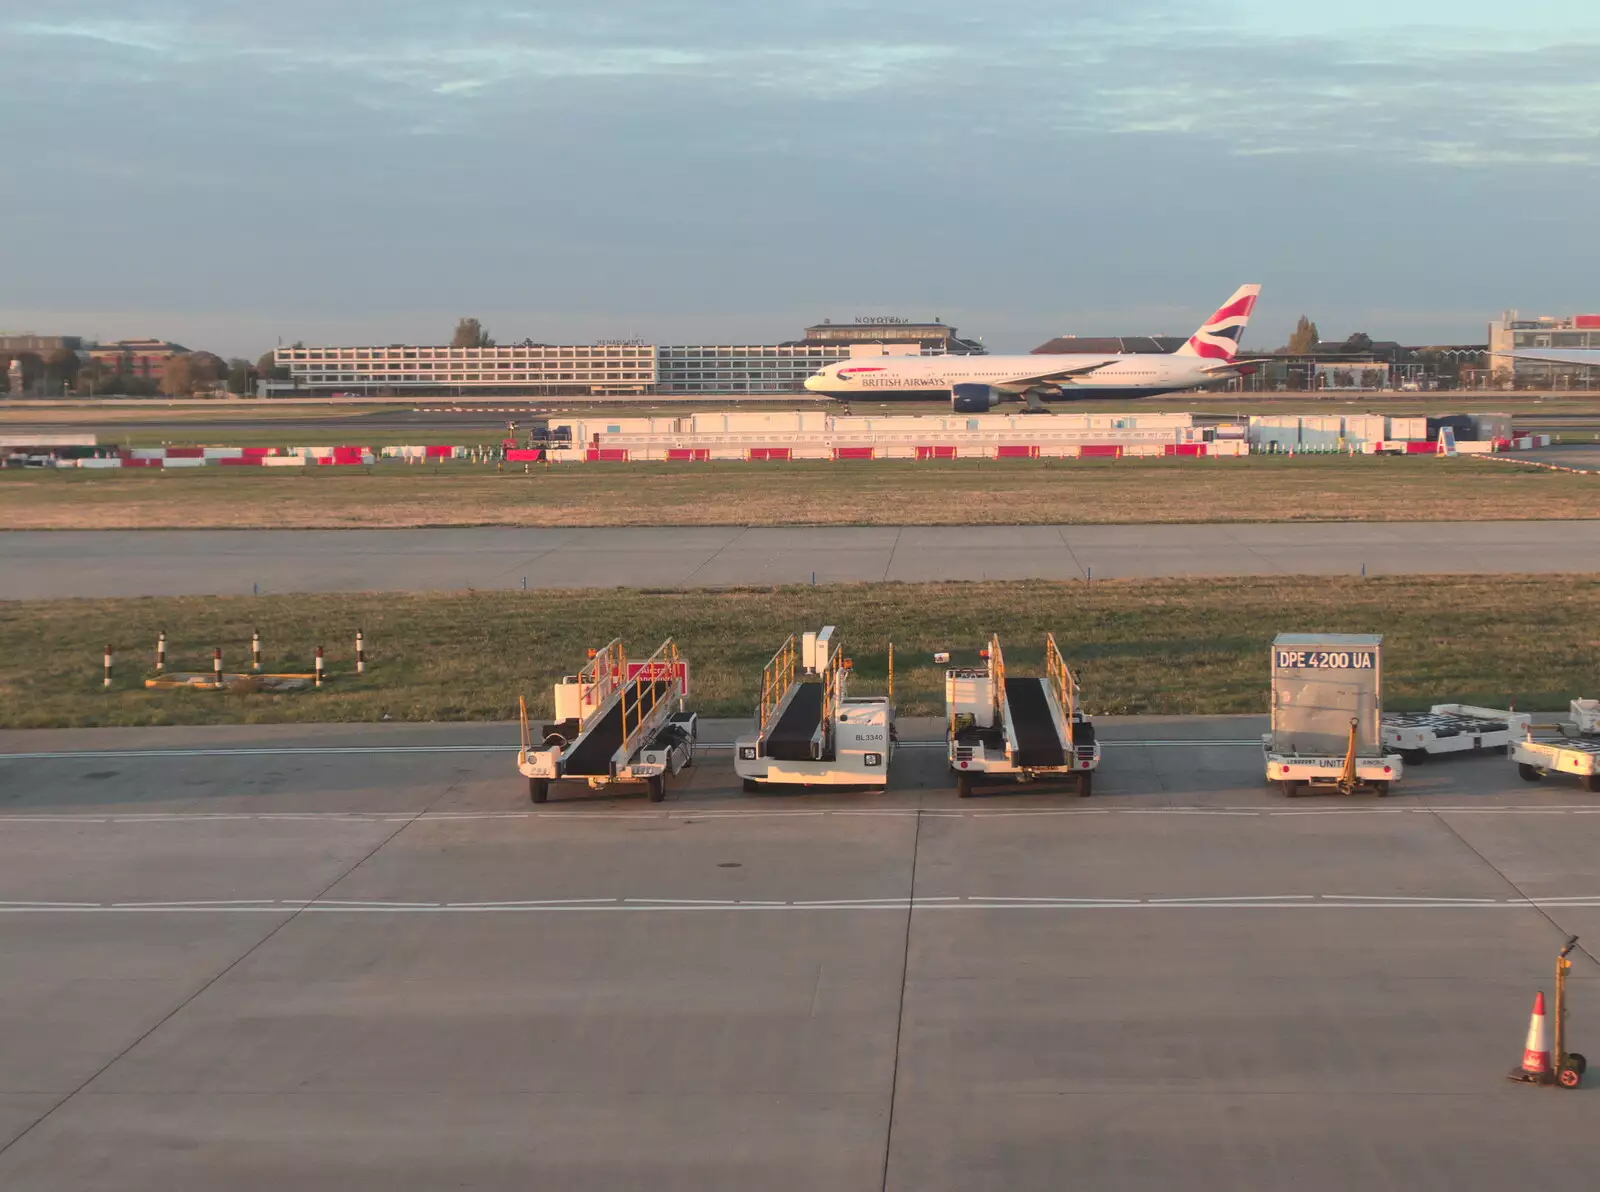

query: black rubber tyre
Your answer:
[1277,780,1302,798]
[529,778,549,804]
[1371,780,1391,797]
[1402,749,1427,766]
[1558,1066,1582,1089]
[1077,772,1093,798]
[956,771,974,798]
[647,775,666,803]
[741,777,760,793]
[1518,763,1545,783]
[1583,774,1600,794]
[1569,1052,1587,1075]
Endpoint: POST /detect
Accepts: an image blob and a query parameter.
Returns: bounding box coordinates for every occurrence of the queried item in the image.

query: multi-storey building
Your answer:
[87,339,188,383]
[273,342,657,396]
[1488,312,1600,387]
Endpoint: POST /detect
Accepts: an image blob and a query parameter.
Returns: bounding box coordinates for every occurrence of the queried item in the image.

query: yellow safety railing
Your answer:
[620,638,683,757]
[759,635,797,734]
[988,634,1007,725]
[518,696,532,757]
[820,643,847,730]
[1045,633,1078,745]
[577,638,626,730]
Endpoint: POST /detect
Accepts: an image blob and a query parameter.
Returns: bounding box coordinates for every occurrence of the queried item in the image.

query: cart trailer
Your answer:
[1512,726,1600,792]
[518,638,696,803]
[946,634,1100,797]
[1264,633,1403,795]
[734,627,894,789]
[1382,704,1531,764]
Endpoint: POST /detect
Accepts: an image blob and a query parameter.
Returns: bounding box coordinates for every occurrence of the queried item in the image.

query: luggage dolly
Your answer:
[1509,936,1587,1089]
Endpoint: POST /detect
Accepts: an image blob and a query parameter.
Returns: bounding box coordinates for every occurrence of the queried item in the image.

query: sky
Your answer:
[1,0,1597,357]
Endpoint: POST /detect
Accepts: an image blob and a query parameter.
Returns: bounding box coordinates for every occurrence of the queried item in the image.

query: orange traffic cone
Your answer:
[1508,991,1551,1083]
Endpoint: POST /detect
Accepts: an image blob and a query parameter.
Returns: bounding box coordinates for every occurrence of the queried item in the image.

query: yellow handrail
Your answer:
[989,634,1006,726]
[577,638,625,730]
[620,638,682,757]
[518,696,532,756]
[1045,633,1077,745]
[820,642,845,730]
[759,635,796,733]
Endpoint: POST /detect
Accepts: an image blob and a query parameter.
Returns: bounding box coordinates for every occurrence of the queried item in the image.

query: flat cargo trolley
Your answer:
[734,626,895,790]
[1264,633,1403,796]
[517,638,697,804]
[1512,727,1600,792]
[946,633,1100,797]
[1382,704,1531,764]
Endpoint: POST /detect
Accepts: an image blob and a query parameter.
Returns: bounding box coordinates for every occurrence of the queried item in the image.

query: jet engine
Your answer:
[951,383,1002,413]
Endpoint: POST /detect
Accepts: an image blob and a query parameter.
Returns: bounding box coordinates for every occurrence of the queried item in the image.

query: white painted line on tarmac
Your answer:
[0,738,1265,764]
[7,894,1600,915]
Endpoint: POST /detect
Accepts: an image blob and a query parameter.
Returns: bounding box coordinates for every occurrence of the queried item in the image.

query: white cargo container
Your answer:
[1388,416,1427,441]
[1263,633,1403,795]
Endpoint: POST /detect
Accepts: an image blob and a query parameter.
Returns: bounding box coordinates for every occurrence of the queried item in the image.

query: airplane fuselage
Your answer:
[805,353,1228,397]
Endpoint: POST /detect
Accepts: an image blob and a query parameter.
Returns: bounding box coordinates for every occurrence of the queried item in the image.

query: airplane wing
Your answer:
[1198,358,1272,374]
[999,360,1119,388]
[1510,349,1600,367]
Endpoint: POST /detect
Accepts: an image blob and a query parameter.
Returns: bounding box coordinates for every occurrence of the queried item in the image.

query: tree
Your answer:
[188,351,227,392]
[161,354,195,397]
[227,358,255,396]
[1343,331,1373,354]
[1285,316,1320,355]
[74,357,113,397]
[451,317,495,348]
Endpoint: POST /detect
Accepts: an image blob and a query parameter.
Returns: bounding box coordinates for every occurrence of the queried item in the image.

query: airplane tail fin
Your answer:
[1176,285,1261,360]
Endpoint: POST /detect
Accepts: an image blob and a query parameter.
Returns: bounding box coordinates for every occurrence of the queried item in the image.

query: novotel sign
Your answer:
[854,316,912,325]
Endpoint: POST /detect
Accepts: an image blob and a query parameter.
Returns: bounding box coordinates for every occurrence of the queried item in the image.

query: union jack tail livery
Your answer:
[1176,285,1261,361]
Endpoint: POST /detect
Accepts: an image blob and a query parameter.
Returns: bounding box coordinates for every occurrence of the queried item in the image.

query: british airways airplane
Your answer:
[804,285,1263,411]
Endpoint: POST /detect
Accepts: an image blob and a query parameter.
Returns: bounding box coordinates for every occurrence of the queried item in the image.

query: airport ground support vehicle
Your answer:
[1512,723,1600,792]
[734,627,894,791]
[518,638,696,804]
[1382,704,1530,765]
[1263,633,1403,795]
[945,634,1099,797]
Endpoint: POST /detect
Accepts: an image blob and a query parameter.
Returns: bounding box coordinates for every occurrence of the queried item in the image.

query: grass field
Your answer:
[1,454,1593,530]
[3,576,1595,729]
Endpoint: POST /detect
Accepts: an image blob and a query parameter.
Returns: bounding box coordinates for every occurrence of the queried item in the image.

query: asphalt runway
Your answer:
[6,520,1600,599]
[0,717,1595,1190]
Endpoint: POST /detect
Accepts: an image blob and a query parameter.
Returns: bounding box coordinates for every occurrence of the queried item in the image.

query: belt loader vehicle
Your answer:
[1263,633,1402,795]
[1382,705,1531,765]
[518,638,696,804]
[734,626,894,791]
[946,634,1099,797]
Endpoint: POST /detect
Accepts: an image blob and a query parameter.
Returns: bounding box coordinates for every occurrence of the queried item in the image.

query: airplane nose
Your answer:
[803,374,826,392]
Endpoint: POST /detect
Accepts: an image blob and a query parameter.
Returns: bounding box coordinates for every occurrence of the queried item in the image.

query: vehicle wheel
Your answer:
[1402,749,1427,766]
[1077,772,1093,798]
[1558,1066,1583,1089]
[1518,763,1545,783]
[1277,780,1302,798]
[529,778,549,804]
[1583,774,1600,794]
[741,777,760,793]
[956,771,973,798]
[1569,1052,1587,1075]
[647,775,665,803]
[1371,780,1390,797]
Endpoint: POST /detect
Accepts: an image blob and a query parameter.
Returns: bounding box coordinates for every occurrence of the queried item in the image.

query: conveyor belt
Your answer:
[1005,677,1065,767]
[765,681,825,762]
[562,680,667,776]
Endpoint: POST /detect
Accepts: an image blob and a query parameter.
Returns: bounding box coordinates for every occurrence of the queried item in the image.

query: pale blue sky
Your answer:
[1,1,1596,355]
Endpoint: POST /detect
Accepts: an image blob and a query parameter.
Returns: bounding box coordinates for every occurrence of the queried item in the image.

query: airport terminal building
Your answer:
[268,319,977,397]
[1489,312,1600,388]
